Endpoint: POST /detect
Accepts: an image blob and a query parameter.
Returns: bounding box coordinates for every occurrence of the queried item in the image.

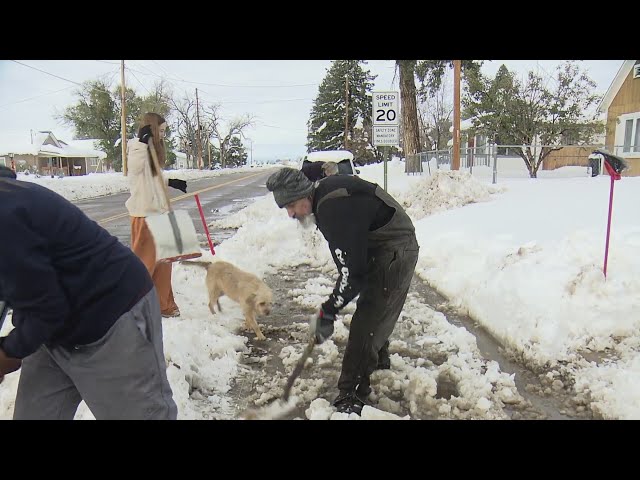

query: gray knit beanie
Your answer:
[266,168,315,208]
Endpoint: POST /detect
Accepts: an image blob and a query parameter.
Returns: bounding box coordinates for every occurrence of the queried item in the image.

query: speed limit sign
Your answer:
[372,91,399,147]
[372,91,399,126]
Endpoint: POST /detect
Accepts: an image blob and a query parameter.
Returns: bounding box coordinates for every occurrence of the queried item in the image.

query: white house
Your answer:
[0,131,107,176]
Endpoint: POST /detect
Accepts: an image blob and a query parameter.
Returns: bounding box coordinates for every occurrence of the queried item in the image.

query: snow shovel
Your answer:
[240,319,318,420]
[592,150,629,278]
[144,141,202,264]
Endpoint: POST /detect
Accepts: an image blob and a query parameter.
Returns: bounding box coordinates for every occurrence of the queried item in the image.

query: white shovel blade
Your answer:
[146,210,202,263]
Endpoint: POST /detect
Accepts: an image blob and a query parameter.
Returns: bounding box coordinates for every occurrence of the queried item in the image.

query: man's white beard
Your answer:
[297,214,316,230]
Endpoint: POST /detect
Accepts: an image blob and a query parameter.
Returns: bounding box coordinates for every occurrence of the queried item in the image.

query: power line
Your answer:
[196,89,312,105]
[100,60,316,106]
[260,122,308,132]
[227,97,312,105]
[113,61,318,89]
[150,60,187,83]
[125,63,171,85]
[0,85,75,111]
[10,60,84,86]
[151,60,172,75]
[130,60,166,81]
[105,68,120,85]
[176,78,318,88]
[126,66,152,95]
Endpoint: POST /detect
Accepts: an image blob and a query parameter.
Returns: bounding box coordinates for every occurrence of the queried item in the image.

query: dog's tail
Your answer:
[180,260,213,268]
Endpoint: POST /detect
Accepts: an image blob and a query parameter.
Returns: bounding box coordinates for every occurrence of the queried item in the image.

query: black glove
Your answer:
[312,308,335,344]
[138,125,152,144]
[168,178,187,193]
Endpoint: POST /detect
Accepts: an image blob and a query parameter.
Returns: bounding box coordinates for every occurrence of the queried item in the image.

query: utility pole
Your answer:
[121,60,128,176]
[195,88,203,169]
[452,60,461,171]
[344,73,349,150]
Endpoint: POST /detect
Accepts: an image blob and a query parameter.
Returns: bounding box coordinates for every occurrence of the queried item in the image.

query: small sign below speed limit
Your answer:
[372,91,399,126]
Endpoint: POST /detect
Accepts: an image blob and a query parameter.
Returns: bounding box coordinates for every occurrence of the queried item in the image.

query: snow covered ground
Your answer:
[2,157,639,420]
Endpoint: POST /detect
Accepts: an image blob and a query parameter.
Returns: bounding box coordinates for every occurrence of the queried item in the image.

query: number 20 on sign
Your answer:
[373,91,399,126]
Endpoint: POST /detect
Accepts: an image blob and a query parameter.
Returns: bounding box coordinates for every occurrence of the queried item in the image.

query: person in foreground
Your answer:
[0,165,177,420]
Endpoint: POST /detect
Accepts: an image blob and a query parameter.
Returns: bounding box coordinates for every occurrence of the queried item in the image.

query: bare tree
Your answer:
[418,70,453,151]
[171,95,199,168]
[198,114,216,168]
[204,104,255,168]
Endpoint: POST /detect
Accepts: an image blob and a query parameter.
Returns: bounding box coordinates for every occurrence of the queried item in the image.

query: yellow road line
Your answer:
[97,171,267,225]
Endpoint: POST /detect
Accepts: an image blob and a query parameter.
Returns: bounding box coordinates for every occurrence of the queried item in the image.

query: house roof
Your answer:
[449,118,475,133]
[34,131,63,148]
[0,131,107,159]
[597,60,639,114]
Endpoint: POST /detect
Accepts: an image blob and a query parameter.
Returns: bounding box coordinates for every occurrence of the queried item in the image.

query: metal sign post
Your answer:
[372,91,400,191]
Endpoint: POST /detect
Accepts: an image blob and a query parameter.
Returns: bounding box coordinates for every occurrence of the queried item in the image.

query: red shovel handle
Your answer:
[195,194,215,256]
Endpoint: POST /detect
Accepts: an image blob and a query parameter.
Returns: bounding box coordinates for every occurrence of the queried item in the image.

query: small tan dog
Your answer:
[186,260,272,341]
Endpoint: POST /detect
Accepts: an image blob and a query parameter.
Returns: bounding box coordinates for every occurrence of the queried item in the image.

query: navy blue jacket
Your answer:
[0,178,153,359]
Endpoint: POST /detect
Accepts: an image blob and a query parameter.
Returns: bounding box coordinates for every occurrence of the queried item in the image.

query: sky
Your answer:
[0,59,624,163]
[1,156,639,420]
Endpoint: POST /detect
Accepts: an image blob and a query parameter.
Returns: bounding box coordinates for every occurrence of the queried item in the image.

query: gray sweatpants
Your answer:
[13,288,178,420]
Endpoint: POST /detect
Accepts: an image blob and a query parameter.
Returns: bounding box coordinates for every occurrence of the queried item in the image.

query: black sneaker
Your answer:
[333,391,366,415]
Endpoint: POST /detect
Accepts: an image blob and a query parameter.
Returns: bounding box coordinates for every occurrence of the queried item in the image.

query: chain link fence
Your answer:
[405,144,620,183]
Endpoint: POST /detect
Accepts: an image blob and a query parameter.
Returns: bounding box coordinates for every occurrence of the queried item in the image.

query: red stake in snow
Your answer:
[195,194,215,256]
[597,151,628,279]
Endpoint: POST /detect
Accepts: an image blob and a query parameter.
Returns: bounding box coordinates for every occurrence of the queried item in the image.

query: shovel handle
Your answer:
[282,337,316,401]
[147,140,173,213]
[195,194,216,256]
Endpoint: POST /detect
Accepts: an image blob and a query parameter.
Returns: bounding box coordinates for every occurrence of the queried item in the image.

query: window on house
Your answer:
[635,120,640,153]
[90,157,98,166]
[623,119,634,153]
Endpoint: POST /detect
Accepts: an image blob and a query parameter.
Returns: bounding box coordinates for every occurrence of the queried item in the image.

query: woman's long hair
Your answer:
[140,112,166,176]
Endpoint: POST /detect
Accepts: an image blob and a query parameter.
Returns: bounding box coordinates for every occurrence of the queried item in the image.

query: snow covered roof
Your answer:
[448,119,475,134]
[0,132,106,159]
[461,118,474,131]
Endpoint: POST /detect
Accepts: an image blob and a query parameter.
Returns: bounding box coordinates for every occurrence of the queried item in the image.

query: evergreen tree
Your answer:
[415,60,483,98]
[225,136,248,167]
[307,60,376,154]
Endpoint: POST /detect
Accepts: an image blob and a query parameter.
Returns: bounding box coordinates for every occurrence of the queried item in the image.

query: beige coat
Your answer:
[125,138,170,217]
